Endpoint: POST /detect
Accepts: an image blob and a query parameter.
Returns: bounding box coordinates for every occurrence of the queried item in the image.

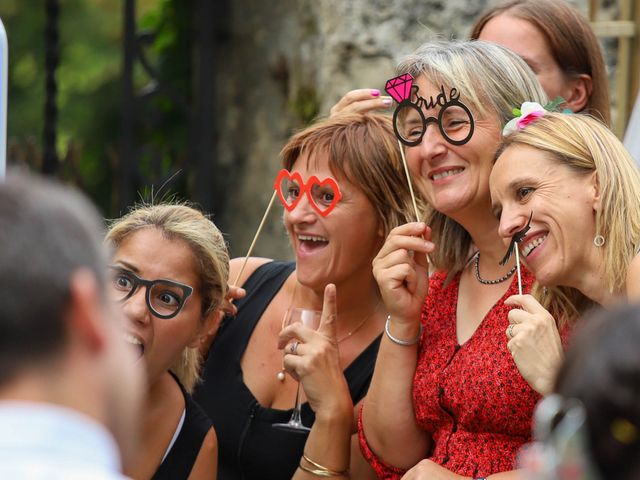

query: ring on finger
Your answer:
[289,341,299,354]
[507,324,515,339]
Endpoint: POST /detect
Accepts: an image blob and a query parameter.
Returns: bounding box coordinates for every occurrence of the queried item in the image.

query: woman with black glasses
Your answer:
[106,203,230,480]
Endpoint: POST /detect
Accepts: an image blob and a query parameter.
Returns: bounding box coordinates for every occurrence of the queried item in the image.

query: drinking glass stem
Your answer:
[291,381,304,425]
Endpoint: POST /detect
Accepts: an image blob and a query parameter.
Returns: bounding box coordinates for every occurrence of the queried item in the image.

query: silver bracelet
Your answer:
[384,315,422,346]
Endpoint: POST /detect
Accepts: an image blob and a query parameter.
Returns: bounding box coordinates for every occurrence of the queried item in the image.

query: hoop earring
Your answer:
[593,234,605,247]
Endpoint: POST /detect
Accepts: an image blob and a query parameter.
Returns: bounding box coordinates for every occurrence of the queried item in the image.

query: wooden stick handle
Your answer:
[233,190,278,286]
[398,140,421,223]
[515,244,523,296]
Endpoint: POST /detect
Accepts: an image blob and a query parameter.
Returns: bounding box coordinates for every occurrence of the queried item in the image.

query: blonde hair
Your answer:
[470,0,611,126]
[281,113,420,237]
[397,40,547,274]
[497,113,640,323]
[106,203,230,392]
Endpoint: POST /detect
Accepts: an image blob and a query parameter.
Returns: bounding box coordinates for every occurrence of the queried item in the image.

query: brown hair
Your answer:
[281,113,419,237]
[470,0,611,126]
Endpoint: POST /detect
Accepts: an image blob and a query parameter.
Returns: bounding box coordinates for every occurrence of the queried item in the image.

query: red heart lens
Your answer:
[275,169,304,212]
[306,176,342,217]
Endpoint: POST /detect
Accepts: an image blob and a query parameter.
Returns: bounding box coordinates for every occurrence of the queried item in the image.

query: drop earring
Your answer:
[276,309,288,382]
[593,234,605,247]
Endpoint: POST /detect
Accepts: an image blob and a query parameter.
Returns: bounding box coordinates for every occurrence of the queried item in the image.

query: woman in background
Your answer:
[332,0,610,126]
[471,0,610,125]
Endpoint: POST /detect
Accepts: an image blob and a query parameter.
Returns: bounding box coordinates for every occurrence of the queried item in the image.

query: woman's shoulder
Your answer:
[186,427,217,480]
[229,257,274,287]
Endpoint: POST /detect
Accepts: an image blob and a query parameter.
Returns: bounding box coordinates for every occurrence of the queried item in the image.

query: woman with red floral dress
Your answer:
[358,40,554,479]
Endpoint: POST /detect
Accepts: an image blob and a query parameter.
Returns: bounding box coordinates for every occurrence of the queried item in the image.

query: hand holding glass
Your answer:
[272,308,322,433]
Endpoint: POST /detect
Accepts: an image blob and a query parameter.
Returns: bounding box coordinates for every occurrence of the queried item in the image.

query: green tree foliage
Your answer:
[1,0,181,215]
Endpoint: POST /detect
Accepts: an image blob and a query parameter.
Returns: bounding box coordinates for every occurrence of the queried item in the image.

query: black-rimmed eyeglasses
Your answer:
[108,266,193,319]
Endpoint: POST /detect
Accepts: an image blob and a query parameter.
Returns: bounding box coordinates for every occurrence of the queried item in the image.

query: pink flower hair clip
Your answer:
[502,102,546,136]
[502,97,569,136]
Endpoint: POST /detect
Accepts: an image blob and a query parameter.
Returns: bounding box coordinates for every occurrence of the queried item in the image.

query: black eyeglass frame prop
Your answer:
[385,73,475,148]
[108,266,193,319]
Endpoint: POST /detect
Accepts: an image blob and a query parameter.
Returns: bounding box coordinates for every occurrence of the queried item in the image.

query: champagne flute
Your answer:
[272,308,322,433]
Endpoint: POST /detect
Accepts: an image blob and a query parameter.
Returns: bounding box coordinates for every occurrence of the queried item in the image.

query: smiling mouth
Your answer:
[123,332,144,359]
[521,235,547,257]
[429,168,464,181]
[298,234,329,251]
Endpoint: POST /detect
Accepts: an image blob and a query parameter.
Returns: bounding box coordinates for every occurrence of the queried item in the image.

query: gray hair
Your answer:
[398,39,548,125]
[397,40,548,274]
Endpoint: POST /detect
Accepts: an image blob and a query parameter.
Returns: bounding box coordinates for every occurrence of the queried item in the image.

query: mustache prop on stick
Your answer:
[499,212,533,295]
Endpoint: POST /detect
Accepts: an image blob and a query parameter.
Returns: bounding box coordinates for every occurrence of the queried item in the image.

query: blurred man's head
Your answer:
[0,169,143,465]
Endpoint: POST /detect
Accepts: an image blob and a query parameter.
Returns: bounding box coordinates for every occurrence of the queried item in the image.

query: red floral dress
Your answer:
[359,268,538,479]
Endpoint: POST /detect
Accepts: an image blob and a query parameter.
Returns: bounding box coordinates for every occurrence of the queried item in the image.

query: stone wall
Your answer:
[216,0,618,261]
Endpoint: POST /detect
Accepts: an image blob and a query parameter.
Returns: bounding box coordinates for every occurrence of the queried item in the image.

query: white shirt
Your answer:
[0,401,129,479]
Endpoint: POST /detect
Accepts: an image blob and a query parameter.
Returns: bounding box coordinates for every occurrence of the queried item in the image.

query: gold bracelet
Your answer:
[299,453,349,477]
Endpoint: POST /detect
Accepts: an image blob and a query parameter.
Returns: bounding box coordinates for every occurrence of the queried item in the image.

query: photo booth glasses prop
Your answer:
[385,73,475,147]
[275,169,342,217]
[108,266,193,319]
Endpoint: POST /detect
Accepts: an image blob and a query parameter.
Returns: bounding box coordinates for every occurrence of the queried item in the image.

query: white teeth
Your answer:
[298,235,328,242]
[522,235,547,257]
[431,168,463,181]
[123,333,142,345]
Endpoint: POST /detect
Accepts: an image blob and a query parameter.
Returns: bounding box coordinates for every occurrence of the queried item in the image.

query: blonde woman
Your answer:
[490,112,640,396]
[106,204,229,480]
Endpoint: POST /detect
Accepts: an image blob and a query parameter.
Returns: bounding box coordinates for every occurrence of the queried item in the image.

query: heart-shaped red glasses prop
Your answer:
[234,169,343,285]
[275,169,342,217]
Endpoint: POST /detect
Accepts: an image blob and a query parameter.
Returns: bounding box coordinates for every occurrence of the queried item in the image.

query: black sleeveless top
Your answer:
[152,373,212,480]
[194,261,381,480]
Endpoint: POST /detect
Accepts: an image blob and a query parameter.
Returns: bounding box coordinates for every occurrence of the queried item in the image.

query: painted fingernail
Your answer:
[371,89,380,97]
[382,97,392,106]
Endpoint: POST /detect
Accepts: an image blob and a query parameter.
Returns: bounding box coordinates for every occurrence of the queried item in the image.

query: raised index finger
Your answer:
[318,283,338,343]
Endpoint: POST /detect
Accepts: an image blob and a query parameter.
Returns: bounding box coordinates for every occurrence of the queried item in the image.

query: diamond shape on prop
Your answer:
[385,73,414,104]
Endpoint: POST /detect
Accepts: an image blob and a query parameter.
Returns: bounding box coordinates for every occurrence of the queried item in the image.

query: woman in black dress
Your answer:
[195,113,418,479]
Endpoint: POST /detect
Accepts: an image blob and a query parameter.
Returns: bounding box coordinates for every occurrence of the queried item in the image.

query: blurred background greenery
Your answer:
[2,0,196,218]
